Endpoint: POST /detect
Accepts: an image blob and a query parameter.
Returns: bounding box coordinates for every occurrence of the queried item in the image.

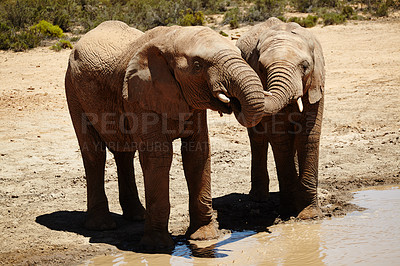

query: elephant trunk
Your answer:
[217,53,265,128]
[263,62,303,115]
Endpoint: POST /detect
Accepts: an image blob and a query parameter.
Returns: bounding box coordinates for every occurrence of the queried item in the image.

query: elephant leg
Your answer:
[181,112,219,240]
[248,123,270,202]
[294,98,324,219]
[270,115,298,217]
[66,89,115,230]
[138,142,174,250]
[114,151,145,221]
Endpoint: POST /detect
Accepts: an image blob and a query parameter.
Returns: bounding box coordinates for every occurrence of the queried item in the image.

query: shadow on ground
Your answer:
[36,211,144,251]
[36,192,282,255]
[213,192,281,232]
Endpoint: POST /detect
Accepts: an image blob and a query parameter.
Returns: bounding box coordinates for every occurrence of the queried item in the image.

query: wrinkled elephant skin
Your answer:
[65,21,267,250]
[237,17,325,219]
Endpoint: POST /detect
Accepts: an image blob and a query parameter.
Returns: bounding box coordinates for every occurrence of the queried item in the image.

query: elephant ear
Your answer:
[123,42,190,120]
[308,38,325,104]
[292,27,325,104]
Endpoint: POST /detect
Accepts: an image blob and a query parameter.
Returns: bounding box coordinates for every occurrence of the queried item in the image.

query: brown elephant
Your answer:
[65,21,270,250]
[236,18,325,219]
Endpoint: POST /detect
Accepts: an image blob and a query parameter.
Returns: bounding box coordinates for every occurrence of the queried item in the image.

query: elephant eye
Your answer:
[301,60,310,74]
[193,61,202,73]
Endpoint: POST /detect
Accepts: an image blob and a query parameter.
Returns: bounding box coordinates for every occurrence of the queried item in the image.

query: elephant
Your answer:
[65,21,271,250]
[236,17,325,219]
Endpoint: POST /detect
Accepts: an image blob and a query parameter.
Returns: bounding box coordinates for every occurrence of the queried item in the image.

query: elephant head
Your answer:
[123,26,267,127]
[237,19,325,114]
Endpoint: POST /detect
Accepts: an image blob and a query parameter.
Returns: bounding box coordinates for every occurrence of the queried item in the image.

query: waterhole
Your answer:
[84,186,400,265]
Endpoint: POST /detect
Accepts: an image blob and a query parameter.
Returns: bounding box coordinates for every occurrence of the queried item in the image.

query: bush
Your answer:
[293,0,313,12]
[0,28,41,51]
[178,9,205,26]
[376,3,389,16]
[69,36,81,42]
[342,5,354,19]
[293,0,338,12]
[2,0,35,29]
[288,15,318,27]
[322,12,346,25]
[276,15,287,22]
[219,30,228,37]
[30,20,64,38]
[244,0,285,22]
[0,19,64,51]
[224,7,240,29]
[51,39,73,51]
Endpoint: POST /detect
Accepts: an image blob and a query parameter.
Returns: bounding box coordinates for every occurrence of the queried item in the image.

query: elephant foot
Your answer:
[85,211,117,231]
[186,221,221,240]
[122,203,146,222]
[249,188,270,202]
[297,205,322,220]
[139,230,174,252]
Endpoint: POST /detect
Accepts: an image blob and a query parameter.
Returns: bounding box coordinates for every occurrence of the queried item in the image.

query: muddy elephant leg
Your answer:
[114,151,145,221]
[294,97,324,219]
[66,89,116,230]
[181,112,219,240]
[269,113,299,216]
[248,121,270,202]
[138,142,174,250]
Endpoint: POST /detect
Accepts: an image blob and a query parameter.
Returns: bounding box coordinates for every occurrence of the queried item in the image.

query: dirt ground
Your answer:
[1,17,400,265]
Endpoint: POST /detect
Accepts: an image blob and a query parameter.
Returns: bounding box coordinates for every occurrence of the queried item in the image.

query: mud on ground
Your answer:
[1,18,399,265]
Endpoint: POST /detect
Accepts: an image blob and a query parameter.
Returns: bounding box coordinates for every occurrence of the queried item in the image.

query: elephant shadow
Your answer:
[212,192,281,231]
[36,192,282,256]
[35,211,145,251]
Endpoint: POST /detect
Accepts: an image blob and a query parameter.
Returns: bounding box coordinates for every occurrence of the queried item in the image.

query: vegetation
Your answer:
[287,15,319,27]
[0,0,399,51]
[51,39,73,51]
[30,20,64,38]
[178,9,205,26]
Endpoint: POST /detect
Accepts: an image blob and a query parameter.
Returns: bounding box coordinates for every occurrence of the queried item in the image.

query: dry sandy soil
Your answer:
[1,17,400,265]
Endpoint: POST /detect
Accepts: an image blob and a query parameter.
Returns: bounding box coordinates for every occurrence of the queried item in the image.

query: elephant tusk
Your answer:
[297,97,303,113]
[217,93,230,103]
[263,91,273,96]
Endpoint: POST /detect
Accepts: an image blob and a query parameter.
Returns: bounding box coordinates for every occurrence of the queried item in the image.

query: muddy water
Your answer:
[85,186,400,265]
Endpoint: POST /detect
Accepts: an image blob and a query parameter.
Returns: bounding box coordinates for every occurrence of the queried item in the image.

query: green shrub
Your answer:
[342,5,355,18]
[53,10,71,32]
[288,16,302,24]
[293,0,313,12]
[277,16,287,22]
[51,39,73,51]
[224,7,240,29]
[69,36,81,42]
[351,14,367,20]
[376,3,389,16]
[288,15,318,28]
[322,12,346,25]
[230,18,239,29]
[3,0,35,29]
[178,9,205,26]
[0,28,41,51]
[219,30,228,37]
[293,0,338,12]
[30,20,64,38]
[244,0,285,22]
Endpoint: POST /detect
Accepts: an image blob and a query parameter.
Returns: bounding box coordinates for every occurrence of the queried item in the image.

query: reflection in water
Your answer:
[85,186,400,265]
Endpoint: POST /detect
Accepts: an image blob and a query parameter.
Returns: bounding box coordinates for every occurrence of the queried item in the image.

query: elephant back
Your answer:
[69,21,144,80]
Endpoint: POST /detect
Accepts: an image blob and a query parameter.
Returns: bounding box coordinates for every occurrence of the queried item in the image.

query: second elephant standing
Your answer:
[236,18,325,219]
